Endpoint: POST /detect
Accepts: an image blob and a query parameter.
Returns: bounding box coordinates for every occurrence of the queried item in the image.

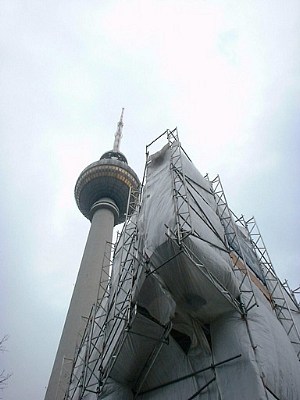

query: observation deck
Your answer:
[75,151,140,223]
[74,110,140,224]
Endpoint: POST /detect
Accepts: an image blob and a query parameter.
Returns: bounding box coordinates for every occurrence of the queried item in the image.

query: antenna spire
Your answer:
[113,108,124,152]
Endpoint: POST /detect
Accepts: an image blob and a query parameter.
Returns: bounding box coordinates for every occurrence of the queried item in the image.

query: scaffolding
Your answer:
[244,216,300,359]
[205,175,258,315]
[150,129,243,315]
[166,129,193,242]
[66,130,245,398]
[132,128,244,395]
[66,130,300,399]
[203,175,300,358]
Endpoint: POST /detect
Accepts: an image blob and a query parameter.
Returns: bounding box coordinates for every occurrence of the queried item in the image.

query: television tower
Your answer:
[45,109,140,400]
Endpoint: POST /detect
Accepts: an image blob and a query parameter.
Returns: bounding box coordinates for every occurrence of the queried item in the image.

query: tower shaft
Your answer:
[45,111,140,400]
[45,203,116,400]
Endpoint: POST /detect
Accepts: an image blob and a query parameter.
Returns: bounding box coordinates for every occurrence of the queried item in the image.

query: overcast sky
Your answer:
[0,1,299,399]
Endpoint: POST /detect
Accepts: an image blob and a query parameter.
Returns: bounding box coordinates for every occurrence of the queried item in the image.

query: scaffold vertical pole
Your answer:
[167,128,193,243]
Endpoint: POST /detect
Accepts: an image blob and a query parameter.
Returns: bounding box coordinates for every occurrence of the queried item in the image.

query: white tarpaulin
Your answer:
[68,139,300,400]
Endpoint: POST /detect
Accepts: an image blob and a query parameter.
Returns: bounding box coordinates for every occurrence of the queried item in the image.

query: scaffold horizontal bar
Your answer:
[139,354,241,395]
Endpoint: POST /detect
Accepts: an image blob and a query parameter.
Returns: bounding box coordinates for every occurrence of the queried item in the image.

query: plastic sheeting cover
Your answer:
[68,139,300,400]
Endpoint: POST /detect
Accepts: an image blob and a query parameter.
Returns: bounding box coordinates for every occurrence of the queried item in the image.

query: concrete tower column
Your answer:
[45,199,119,400]
[45,110,140,400]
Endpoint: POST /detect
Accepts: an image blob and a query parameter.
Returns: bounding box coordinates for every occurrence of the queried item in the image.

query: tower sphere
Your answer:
[74,110,140,224]
[75,153,140,223]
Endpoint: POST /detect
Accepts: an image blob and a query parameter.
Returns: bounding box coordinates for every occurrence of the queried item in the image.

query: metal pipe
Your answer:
[186,377,216,400]
[140,354,241,394]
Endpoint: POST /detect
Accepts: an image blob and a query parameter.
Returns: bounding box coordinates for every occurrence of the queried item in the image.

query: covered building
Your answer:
[48,126,300,400]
